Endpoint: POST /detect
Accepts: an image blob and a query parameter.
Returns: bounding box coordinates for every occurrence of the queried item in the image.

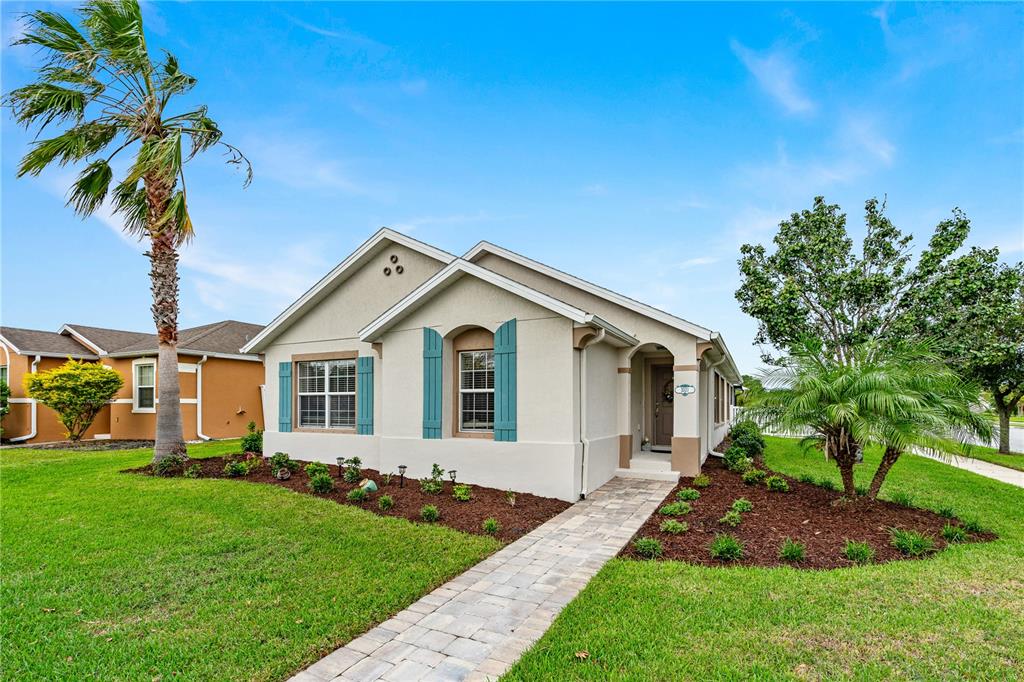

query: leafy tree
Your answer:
[734,375,764,407]
[736,196,970,365]
[5,1,250,461]
[24,360,123,441]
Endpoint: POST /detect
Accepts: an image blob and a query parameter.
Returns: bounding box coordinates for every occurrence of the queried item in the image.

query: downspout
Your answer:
[11,355,41,442]
[578,329,606,499]
[196,355,211,441]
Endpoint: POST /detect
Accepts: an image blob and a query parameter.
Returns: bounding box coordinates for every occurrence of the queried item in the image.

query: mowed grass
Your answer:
[504,436,1024,681]
[1,440,498,681]
[967,443,1024,472]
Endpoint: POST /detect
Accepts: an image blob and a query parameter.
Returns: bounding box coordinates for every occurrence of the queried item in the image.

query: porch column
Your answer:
[671,362,701,477]
[616,362,632,468]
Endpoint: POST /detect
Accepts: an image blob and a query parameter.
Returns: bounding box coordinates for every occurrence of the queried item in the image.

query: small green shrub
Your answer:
[505,490,517,507]
[941,523,968,543]
[344,467,362,484]
[242,456,262,474]
[765,475,790,492]
[305,462,329,478]
[797,473,816,484]
[779,538,806,562]
[731,498,753,513]
[961,517,984,534]
[420,463,445,494]
[730,431,765,458]
[843,540,875,565]
[420,505,440,522]
[889,490,915,508]
[240,420,263,454]
[269,452,299,474]
[452,484,473,502]
[718,510,742,527]
[728,419,760,439]
[676,488,700,502]
[937,506,956,519]
[742,469,767,485]
[723,446,753,472]
[633,537,664,559]
[223,461,247,477]
[709,534,744,561]
[183,463,202,479]
[855,484,869,496]
[346,487,368,503]
[378,494,394,511]
[889,528,936,556]
[308,473,335,493]
[659,519,688,534]
[482,518,500,535]
[153,454,186,476]
[381,472,394,486]
[659,501,692,516]
[817,478,837,491]
[692,474,711,488]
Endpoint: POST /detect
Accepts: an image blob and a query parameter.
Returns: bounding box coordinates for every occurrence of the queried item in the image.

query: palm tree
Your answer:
[6,0,250,462]
[753,340,990,499]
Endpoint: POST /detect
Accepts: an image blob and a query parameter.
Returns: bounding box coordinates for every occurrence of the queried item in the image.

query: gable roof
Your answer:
[107,320,264,359]
[241,228,456,353]
[60,324,152,355]
[358,259,638,346]
[0,326,99,359]
[463,241,714,341]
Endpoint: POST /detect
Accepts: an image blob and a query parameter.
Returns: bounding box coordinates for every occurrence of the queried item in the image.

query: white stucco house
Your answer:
[242,229,742,502]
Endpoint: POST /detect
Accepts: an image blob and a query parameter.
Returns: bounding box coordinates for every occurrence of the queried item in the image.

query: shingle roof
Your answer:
[0,326,98,358]
[62,324,153,354]
[109,320,264,357]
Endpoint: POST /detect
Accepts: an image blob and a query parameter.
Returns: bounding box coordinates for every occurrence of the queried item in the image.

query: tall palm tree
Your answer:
[753,340,990,499]
[6,0,250,462]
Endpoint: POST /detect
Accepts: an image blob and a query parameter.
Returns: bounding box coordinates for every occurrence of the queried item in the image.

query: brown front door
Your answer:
[651,364,674,448]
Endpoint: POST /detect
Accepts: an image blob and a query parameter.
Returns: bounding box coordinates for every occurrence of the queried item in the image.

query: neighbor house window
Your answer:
[134,362,156,411]
[297,359,355,429]
[0,366,7,384]
[714,373,721,423]
[459,350,494,431]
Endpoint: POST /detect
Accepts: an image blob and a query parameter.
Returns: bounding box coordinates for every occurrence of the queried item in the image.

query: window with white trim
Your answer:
[297,359,356,429]
[459,350,494,431]
[0,366,7,385]
[135,362,156,410]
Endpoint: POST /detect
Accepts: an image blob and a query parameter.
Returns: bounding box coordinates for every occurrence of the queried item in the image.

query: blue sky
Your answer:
[2,2,1022,373]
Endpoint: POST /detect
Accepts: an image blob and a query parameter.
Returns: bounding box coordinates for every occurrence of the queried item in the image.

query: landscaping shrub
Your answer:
[305,462,329,478]
[779,538,806,562]
[731,498,753,513]
[797,473,816,484]
[818,477,837,491]
[709,534,744,561]
[692,474,712,488]
[843,540,875,565]
[659,519,688,534]
[223,461,247,477]
[346,487,368,503]
[890,490,915,508]
[23,359,122,441]
[153,454,185,476]
[723,446,753,472]
[381,472,394,486]
[269,452,299,475]
[676,488,700,502]
[240,420,262,454]
[718,510,742,527]
[482,518,500,535]
[942,523,968,543]
[937,506,956,519]
[659,501,691,516]
[633,537,664,559]
[889,528,936,556]
[182,463,202,479]
[765,475,790,492]
[505,490,517,507]
[378,494,394,511]
[742,469,767,485]
[341,457,362,483]
[962,518,984,533]
[452,484,472,502]
[420,505,440,522]
[308,473,335,493]
[242,456,262,474]
[420,463,445,494]
[730,431,765,458]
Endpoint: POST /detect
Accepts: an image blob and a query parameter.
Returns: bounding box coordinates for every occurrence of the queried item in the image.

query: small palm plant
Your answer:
[5,0,250,462]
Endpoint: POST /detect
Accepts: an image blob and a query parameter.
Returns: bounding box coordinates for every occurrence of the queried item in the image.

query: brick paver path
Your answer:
[289,477,675,682]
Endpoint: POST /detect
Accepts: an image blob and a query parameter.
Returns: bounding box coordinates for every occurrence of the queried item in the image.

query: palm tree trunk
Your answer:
[998,407,1011,454]
[868,446,901,499]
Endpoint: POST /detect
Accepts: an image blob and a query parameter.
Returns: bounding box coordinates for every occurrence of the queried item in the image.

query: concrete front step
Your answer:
[614,467,681,482]
[628,454,673,472]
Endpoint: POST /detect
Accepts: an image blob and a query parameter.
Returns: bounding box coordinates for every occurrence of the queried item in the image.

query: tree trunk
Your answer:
[838,462,856,498]
[868,446,901,499]
[997,407,1011,455]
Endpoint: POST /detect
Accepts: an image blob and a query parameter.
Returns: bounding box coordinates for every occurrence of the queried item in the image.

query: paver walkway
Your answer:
[290,477,675,682]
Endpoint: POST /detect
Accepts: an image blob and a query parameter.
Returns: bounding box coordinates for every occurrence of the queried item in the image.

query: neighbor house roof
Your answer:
[59,324,153,355]
[358,259,638,347]
[0,326,99,359]
[242,228,456,353]
[107,320,264,360]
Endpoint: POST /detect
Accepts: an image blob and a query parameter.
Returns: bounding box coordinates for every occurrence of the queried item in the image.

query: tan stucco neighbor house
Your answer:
[245,229,741,502]
[1,321,264,444]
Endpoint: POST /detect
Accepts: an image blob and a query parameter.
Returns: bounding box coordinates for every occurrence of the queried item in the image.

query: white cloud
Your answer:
[678,256,717,270]
[283,14,387,53]
[581,183,608,196]
[388,211,506,234]
[730,39,816,115]
[839,114,896,165]
[247,137,371,195]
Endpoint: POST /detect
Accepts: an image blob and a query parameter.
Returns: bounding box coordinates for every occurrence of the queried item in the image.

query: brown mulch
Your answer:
[6,439,155,451]
[619,457,997,569]
[128,455,570,542]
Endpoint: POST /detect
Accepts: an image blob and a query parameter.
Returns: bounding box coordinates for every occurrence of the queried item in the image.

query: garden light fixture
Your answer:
[398,464,407,487]
[449,470,458,483]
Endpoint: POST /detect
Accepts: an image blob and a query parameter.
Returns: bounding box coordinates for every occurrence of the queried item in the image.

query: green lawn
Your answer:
[1,440,498,681]
[504,436,1024,681]
[967,443,1024,472]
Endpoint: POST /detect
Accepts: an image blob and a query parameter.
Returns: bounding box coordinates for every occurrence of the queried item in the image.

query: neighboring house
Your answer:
[1,321,265,444]
[243,229,741,502]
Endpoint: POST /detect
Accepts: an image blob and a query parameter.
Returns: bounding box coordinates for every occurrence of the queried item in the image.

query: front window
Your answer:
[135,362,155,410]
[298,359,355,429]
[0,366,7,385]
[459,350,494,431]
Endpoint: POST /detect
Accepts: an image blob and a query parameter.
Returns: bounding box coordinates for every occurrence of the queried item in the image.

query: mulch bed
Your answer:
[619,457,997,569]
[128,454,571,542]
[6,439,155,451]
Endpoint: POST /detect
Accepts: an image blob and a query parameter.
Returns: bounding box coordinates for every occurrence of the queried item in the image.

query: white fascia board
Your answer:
[242,228,456,353]
[58,324,107,355]
[108,349,261,362]
[359,259,593,342]
[0,334,22,355]
[711,332,743,385]
[584,315,638,347]
[464,241,713,341]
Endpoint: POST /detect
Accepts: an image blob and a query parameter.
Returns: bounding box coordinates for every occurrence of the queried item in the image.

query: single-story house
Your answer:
[244,229,741,502]
[1,320,265,444]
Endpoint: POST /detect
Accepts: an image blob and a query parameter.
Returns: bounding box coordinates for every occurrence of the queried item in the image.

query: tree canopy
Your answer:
[24,360,123,441]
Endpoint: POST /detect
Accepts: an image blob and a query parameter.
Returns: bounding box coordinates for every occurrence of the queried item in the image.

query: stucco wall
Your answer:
[583,341,620,494]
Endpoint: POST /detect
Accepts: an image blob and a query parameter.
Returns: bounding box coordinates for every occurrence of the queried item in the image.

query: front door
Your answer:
[651,364,674,449]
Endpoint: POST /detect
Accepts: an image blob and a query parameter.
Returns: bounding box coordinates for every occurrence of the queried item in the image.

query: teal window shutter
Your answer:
[494,319,517,441]
[356,356,374,435]
[423,328,442,439]
[278,361,292,433]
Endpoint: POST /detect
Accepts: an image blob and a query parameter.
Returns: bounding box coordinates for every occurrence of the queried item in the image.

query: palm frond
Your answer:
[17,122,120,176]
[80,0,151,79]
[111,180,148,237]
[67,159,113,216]
[153,190,194,244]
[6,82,89,129]
[14,10,96,69]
